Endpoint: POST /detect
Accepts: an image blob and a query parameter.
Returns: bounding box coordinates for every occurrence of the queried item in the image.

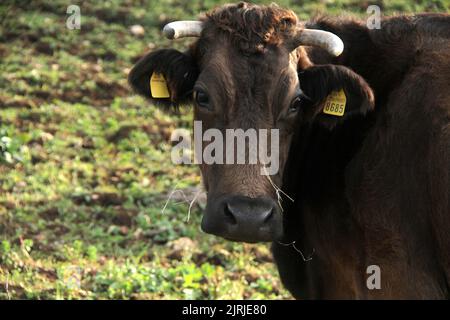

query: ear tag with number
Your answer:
[150,72,170,98]
[323,89,346,116]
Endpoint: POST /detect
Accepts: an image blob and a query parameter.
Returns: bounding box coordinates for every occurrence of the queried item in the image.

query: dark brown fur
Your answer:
[276,12,450,299]
[203,2,298,54]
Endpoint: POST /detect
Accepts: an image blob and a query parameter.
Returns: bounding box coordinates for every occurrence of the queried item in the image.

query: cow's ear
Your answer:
[128,49,199,108]
[298,65,375,129]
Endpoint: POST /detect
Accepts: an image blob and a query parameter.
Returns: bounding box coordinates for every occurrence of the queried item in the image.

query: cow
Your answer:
[128,2,450,299]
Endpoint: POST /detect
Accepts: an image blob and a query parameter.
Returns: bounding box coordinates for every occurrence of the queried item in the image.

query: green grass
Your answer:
[0,0,449,300]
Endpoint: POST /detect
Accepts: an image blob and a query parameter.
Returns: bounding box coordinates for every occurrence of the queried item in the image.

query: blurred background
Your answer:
[0,0,448,299]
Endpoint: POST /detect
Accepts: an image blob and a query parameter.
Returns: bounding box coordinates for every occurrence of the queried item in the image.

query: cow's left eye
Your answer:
[288,94,307,114]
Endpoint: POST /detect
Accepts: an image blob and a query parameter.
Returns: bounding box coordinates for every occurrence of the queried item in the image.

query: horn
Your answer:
[162,21,204,39]
[290,29,344,57]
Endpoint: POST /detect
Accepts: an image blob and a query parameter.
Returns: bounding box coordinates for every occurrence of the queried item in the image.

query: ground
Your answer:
[0,0,448,299]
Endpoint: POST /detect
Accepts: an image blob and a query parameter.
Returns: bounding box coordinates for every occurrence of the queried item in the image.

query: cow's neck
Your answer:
[279,116,372,298]
[282,116,371,242]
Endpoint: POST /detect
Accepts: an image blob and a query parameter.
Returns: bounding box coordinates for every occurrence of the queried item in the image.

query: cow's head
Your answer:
[129,3,374,243]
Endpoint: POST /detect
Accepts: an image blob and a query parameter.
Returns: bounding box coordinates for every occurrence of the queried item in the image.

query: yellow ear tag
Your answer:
[323,89,346,116]
[150,72,170,98]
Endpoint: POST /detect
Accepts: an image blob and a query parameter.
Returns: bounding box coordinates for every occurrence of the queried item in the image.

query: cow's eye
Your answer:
[194,89,211,110]
[288,95,307,114]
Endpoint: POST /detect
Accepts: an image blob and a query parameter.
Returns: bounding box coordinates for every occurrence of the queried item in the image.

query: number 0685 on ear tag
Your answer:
[150,72,170,98]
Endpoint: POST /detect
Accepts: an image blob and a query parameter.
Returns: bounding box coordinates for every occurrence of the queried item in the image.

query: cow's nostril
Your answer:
[262,208,274,224]
[224,203,238,225]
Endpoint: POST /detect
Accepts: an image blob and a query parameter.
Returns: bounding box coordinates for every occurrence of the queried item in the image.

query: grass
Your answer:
[0,0,449,300]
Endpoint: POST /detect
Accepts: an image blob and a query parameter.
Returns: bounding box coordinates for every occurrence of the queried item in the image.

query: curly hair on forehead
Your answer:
[201,2,298,54]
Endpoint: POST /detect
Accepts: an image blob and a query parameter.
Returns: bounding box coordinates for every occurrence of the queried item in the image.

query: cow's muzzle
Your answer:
[201,195,282,243]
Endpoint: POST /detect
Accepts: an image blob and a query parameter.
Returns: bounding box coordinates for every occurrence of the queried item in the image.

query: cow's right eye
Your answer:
[194,89,211,110]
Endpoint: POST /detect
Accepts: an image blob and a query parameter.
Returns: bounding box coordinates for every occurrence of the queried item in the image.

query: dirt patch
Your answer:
[72,192,125,206]
[39,207,59,220]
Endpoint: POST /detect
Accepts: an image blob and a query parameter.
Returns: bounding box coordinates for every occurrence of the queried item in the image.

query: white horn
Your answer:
[292,29,344,57]
[163,21,204,39]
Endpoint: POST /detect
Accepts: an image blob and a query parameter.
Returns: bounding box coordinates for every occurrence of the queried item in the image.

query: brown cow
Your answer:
[129,2,450,299]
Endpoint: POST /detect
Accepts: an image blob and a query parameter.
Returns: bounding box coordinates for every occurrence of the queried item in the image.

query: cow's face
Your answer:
[192,31,302,242]
[129,3,374,243]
